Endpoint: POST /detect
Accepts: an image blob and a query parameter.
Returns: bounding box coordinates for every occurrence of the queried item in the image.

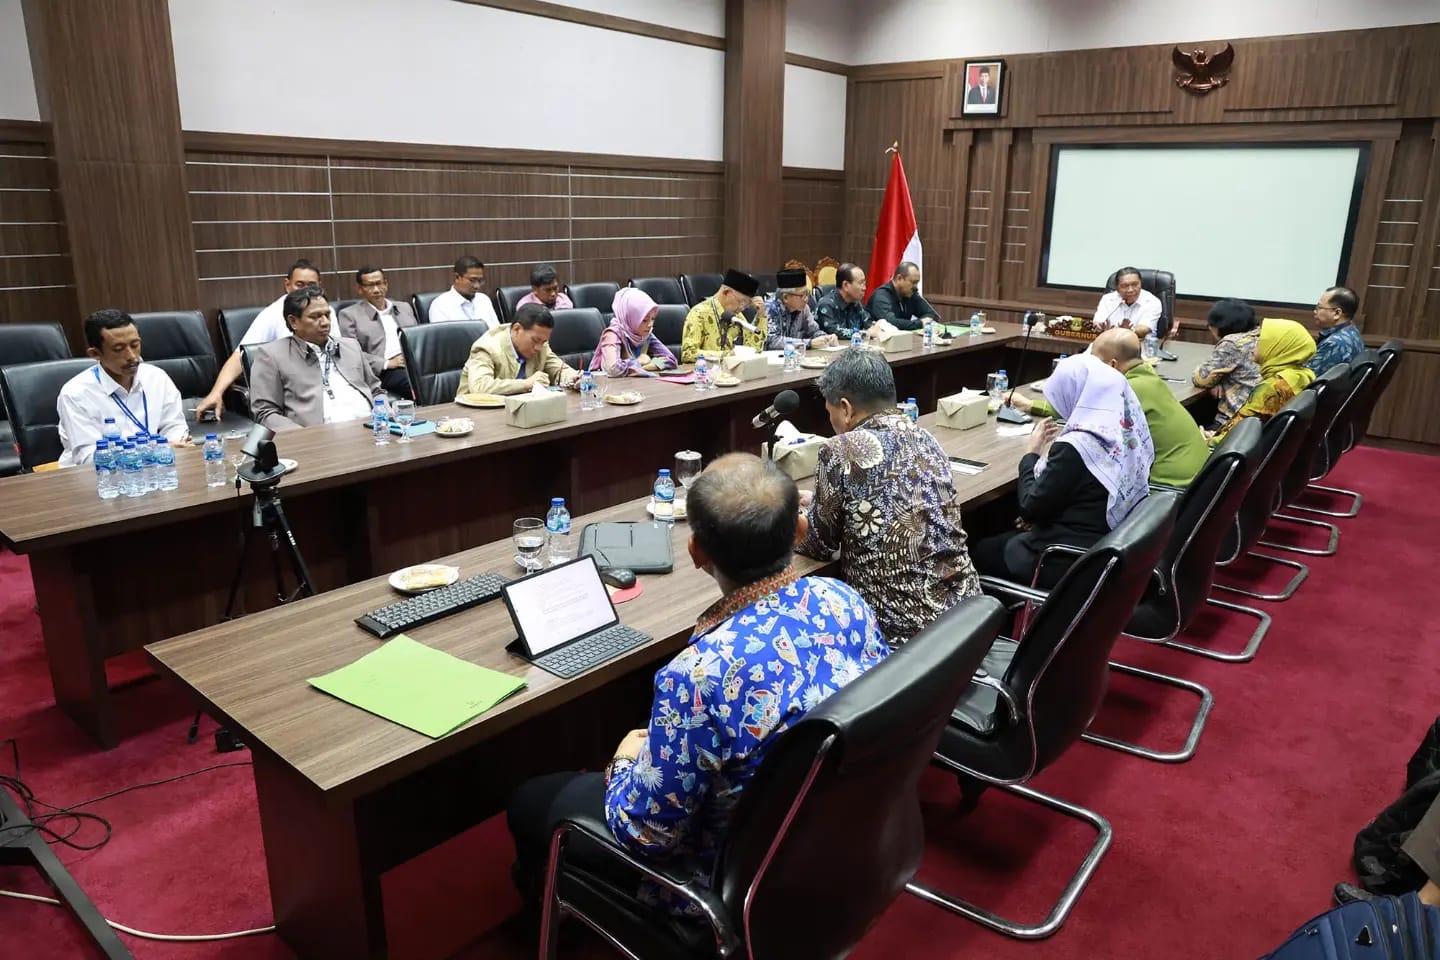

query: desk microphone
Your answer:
[996,319,1035,425]
[752,389,800,429]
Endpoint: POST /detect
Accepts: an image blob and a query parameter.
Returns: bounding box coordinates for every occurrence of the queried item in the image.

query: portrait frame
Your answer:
[961,59,1004,116]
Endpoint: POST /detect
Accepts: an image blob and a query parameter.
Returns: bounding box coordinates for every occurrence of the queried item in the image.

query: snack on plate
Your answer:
[435,417,474,435]
[393,564,458,591]
[604,390,644,405]
[713,374,741,387]
[458,393,507,407]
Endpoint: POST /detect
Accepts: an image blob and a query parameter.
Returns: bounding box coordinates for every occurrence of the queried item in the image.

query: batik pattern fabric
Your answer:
[797,414,982,644]
[603,569,888,914]
[1210,318,1316,444]
[1193,328,1263,430]
[1306,322,1364,375]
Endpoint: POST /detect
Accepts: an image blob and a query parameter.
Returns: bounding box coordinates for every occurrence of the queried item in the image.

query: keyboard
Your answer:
[530,623,653,678]
[356,572,511,639]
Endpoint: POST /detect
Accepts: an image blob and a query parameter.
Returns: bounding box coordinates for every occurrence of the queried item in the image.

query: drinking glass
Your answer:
[512,518,547,572]
[393,399,416,442]
[674,450,702,511]
[986,372,1004,403]
[227,435,249,482]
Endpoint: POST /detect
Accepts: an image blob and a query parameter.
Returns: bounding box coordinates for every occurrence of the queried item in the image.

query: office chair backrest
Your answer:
[1348,340,1403,450]
[1220,391,1316,564]
[811,283,836,309]
[566,282,621,319]
[399,321,487,405]
[1315,350,1377,473]
[1005,493,1179,774]
[495,285,533,325]
[1277,363,1350,507]
[1104,267,1176,339]
[714,595,1005,957]
[0,323,70,424]
[411,291,444,325]
[652,304,688,356]
[129,311,217,401]
[328,298,357,319]
[218,306,265,356]
[753,273,779,297]
[0,359,95,469]
[546,308,606,370]
[628,277,687,307]
[680,273,724,307]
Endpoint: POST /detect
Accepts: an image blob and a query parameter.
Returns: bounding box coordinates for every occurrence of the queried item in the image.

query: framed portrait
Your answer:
[961,59,1004,116]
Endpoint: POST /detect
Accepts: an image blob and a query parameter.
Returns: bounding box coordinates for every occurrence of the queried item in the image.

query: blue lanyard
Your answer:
[93,365,148,434]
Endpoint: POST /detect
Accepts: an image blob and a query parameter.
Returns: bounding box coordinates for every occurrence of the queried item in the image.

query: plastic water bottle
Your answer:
[372,397,389,445]
[102,417,122,448]
[154,437,179,491]
[997,369,1009,398]
[850,330,863,348]
[134,435,157,491]
[923,319,935,350]
[579,370,596,410]
[969,312,982,338]
[693,356,710,392]
[652,469,676,523]
[905,397,920,423]
[545,497,573,563]
[1144,331,1159,361]
[94,441,119,500]
[120,442,145,498]
[203,433,226,487]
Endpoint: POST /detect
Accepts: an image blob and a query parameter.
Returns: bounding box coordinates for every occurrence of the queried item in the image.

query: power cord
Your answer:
[0,891,275,942]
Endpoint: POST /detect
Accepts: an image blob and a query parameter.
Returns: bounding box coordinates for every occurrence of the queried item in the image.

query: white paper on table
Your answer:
[530,383,549,395]
[997,423,1036,438]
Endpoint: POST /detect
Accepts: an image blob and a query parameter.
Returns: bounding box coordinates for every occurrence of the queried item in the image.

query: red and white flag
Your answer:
[866,149,921,298]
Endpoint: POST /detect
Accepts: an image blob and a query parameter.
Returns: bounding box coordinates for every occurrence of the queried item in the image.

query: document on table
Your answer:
[308,635,526,738]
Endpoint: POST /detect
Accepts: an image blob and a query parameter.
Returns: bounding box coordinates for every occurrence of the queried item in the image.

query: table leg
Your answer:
[29,549,115,749]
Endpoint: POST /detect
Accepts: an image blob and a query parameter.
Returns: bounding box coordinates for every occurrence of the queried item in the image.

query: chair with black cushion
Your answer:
[753,273,778,297]
[399,321,487,405]
[547,308,606,370]
[0,359,95,470]
[539,595,1007,960]
[566,282,622,320]
[130,311,256,436]
[653,304,688,357]
[680,273,724,307]
[628,277,687,307]
[1103,268,1176,338]
[328,298,357,319]
[1212,391,1316,604]
[496,285,533,325]
[218,305,265,356]
[810,283,836,309]
[0,323,70,477]
[1289,350,1380,520]
[1257,363,1351,558]
[908,494,1180,938]
[412,291,444,325]
[1345,339,1403,452]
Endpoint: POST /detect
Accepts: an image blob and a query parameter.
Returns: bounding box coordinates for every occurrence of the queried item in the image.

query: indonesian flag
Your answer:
[866,149,922,298]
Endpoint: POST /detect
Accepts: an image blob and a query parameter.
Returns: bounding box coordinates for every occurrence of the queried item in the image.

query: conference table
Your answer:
[0,324,1206,748]
[144,345,1209,960]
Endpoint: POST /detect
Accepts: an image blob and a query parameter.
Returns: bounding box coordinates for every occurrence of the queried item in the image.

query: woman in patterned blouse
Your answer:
[1192,298,1263,434]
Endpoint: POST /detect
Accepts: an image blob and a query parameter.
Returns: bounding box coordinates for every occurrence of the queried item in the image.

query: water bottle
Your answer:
[652,469,676,523]
[851,330,863,348]
[545,497,573,563]
[693,356,710,392]
[905,397,919,423]
[203,433,227,487]
[923,319,935,350]
[997,369,1009,399]
[154,437,179,491]
[579,370,596,410]
[102,417,122,448]
[132,435,156,491]
[94,441,119,500]
[1144,331,1159,361]
[969,312,982,338]
[783,340,797,372]
[120,442,145,498]
[372,397,389,445]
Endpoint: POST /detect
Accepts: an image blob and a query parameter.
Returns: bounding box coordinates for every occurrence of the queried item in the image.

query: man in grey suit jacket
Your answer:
[337,266,417,397]
[250,286,381,431]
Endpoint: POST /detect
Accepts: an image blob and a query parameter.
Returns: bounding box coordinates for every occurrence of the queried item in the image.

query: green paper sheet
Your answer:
[308,635,526,738]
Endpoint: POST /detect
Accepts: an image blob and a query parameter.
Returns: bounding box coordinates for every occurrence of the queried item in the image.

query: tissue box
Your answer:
[877,330,913,354]
[505,390,567,428]
[722,354,770,382]
[762,435,826,480]
[935,391,989,430]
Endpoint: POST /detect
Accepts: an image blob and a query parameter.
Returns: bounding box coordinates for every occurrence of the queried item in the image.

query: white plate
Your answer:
[981,326,997,334]
[435,419,475,437]
[388,563,459,594]
[646,501,688,521]
[279,458,298,474]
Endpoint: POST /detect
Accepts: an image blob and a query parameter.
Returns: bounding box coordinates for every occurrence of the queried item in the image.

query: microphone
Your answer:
[996,320,1035,425]
[752,389,800,429]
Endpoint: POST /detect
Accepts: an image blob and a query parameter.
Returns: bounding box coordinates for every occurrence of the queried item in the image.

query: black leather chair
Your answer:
[1346,338,1403,451]
[1290,350,1380,520]
[218,305,264,356]
[1103,268,1176,338]
[628,277,687,307]
[0,359,94,470]
[547,308,606,370]
[399,321,487,405]
[1257,363,1351,558]
[1212,392,1316,604]
[0,323,70,476]
[908,494,1179,938]
[328,298,357,318]
[566,282,621,319]
[680,273,724,307]
[496,285,533,325]
[132,311,256,436]
[653,304,688,357]
[412,291,444,325]
[810,283,836,309]
[538,595,1006,960]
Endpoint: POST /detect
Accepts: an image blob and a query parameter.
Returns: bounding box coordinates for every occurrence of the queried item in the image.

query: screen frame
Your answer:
[501,554,620,657]
[1037,140,1372,309]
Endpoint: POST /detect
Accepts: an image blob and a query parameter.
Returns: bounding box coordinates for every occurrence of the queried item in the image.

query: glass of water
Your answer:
[674,450,701,513]
[513,518,547,572]
[393,399,416,442]
[227,434,249,482]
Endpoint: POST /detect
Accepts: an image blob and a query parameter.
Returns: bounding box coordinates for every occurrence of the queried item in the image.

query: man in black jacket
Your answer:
[867,261,940,331]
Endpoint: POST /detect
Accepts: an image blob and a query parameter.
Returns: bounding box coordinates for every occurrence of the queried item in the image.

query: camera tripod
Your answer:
[186,479,314,751]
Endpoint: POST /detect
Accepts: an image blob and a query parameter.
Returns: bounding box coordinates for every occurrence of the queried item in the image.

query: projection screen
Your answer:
[1040,143,1369,307]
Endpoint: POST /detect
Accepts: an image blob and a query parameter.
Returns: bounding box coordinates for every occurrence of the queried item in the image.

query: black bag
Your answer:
[1353,718,1440,895]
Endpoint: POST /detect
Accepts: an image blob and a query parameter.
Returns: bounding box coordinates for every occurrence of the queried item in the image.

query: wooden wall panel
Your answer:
[780,171,844,267]
[0,134,79,341]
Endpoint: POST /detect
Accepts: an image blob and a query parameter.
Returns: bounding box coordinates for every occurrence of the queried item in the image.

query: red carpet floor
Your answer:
[2,445,1437,959]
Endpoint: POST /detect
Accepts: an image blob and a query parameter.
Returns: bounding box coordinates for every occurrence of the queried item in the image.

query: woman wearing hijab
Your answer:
[970,353,1155,585]
[590,287,678,378]
[1207,315,1317,444]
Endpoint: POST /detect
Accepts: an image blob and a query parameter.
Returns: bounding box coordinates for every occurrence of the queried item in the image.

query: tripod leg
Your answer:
[267,496,316,599]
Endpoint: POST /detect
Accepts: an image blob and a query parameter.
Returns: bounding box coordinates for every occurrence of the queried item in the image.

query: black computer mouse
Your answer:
[601,568,637,590]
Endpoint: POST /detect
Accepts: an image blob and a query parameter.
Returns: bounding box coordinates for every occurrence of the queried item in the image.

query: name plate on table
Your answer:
[722,354,770,382]
[936,391,989,430]
[505,390,567,428]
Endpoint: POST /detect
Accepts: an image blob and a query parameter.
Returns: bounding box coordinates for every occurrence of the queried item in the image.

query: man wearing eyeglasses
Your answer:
[429,255,500,328]
[337,266,416,396]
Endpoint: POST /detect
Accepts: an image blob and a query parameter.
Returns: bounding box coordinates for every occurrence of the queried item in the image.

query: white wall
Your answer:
[168,0,725,160]
[783,65,846,169]
[785,0,855,63]
[849,0,1440,65]
[560,0,723,36]
[0,0,39,121]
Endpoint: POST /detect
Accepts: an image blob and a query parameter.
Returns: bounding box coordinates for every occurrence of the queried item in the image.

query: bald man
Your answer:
[1014,329,1209,487]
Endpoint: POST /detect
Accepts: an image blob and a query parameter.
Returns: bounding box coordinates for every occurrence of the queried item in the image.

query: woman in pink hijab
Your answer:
[590,287,678,377]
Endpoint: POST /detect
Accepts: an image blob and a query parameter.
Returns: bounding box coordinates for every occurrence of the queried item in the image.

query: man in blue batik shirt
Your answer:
[1306,286,1365,375]
[507,453,889,924]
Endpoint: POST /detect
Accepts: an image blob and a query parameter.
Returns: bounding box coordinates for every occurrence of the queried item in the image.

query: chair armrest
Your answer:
[1033,542,1086,589]
[968,671,1021,721]
[1149,481,1186,494]
[977,574,1049,606]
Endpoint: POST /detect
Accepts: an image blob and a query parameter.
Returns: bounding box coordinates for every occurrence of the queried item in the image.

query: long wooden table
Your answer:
[144,353,1209,959]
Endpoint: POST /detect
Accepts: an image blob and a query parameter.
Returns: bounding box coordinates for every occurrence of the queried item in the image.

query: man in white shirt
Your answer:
[194,258,328,419]
[57,309,190,467]
[1093,266,1163,337]
[428,255,500,327]
[336,266,417,396]
[249,287,380,431]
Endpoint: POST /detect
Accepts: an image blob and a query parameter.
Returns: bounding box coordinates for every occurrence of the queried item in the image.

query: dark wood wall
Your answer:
[781,167,845,266]
[0,121,78,343]
[845,23,1440,449]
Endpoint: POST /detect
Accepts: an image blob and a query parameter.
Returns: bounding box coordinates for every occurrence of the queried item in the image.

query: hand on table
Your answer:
[812,334,838,349]
[1008,393,1034,414]
[194,392,224,419]
[526,371,551,390]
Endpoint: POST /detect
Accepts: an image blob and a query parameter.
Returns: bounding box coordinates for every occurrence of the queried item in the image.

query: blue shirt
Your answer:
[604,570,888,910]
[1306,321,1364,375]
